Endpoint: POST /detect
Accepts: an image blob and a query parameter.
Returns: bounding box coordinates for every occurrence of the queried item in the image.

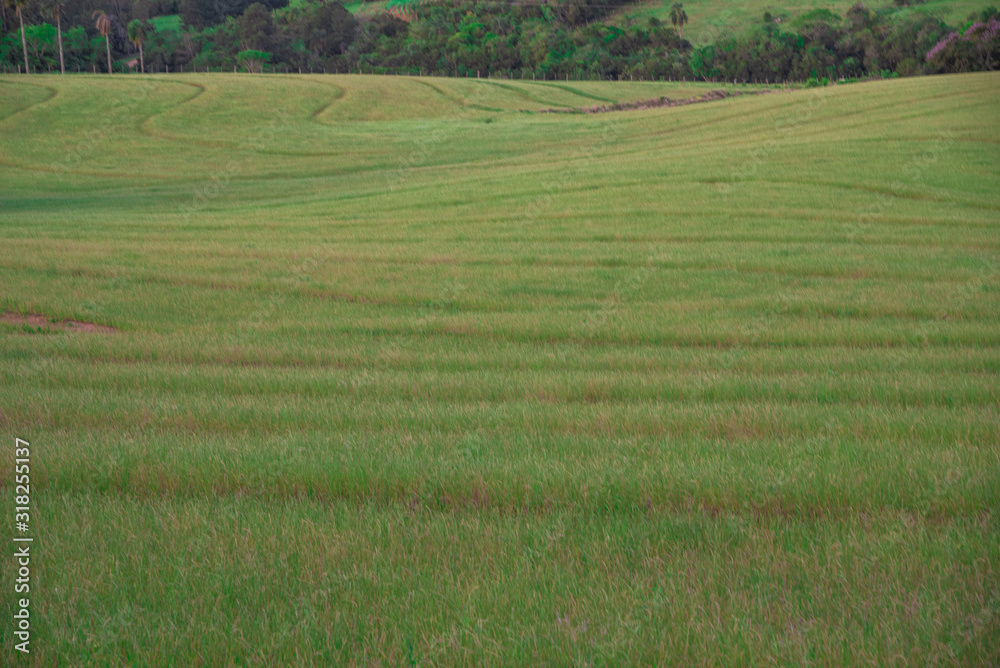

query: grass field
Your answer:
[1,71,998,663]
[147,14,183,33]
[609,0,986,43]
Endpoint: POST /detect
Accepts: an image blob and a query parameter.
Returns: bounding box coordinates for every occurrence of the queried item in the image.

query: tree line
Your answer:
[2,0,998,80]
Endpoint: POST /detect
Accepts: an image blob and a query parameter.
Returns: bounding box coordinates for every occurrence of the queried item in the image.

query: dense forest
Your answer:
[2,0,999,81]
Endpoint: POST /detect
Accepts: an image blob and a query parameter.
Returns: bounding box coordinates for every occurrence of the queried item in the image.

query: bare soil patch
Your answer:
[539,88,781,114]
[1,311,116,333]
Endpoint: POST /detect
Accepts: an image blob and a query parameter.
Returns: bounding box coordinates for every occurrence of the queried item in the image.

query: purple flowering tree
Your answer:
[926,18,1000,72]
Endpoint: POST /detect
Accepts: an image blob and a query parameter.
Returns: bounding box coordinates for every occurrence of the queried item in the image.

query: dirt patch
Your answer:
[1,311,117,333]
[539,87,781,114]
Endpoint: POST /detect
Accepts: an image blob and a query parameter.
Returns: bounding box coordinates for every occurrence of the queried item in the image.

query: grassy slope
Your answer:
[345,0,392,16]
[148,14,182,33]
[0,72,998,663]
[610,0,987,43]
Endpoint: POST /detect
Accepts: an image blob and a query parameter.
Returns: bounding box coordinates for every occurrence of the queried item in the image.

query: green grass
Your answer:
[344,0,391,15]
[610,0,987,43]
[148,13,182,34]
[0,71,998,663]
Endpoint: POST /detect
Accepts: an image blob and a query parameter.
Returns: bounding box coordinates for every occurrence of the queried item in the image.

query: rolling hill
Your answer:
[1,71,998,663]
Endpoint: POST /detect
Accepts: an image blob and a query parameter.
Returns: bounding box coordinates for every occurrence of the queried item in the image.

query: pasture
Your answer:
[0,72,998,663]
[608,0,985,42]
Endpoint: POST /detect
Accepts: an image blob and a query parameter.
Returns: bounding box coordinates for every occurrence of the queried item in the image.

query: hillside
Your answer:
[4,0,996,80]
[609,0,988,43]
[1,72,999,663]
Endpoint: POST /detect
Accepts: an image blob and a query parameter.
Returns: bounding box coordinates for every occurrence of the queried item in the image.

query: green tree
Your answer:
[689,43,718,80]
[127,19,153,73]
[23,22,55,70]
[295,1,357,60]
[668,2,688,40]
[44,0,66,73]
[4,0,30,74]
[181,0,288,31]
[93,10,112,74]
[237,48,270,73]
[238,2,275,51]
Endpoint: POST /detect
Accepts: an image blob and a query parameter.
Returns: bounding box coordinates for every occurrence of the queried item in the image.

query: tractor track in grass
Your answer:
[1,311,116,333]
[0,82,936,180]
[5,340,995,375]
[473,79,580,110]
[136,79,270,152]
[16,236,996,274]
[2,257,997,345]
[519,79,618,103]
[0,78,205,178]
[24,470,997,524]
[539,88,770,114]
[409,78,506,113]
[3,252,995,297]
[0,155,177,179]
[139,77,351,157]
[301,76,346,120]
[0,78,58,122]
[21,362,1000,408]
[694,177,1000,211]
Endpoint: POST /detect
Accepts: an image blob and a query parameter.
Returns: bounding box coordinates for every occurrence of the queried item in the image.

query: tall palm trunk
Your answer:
[105,35,112,74]
[56,11,65,74]
[18,7,29,75]
[139,41,144,74]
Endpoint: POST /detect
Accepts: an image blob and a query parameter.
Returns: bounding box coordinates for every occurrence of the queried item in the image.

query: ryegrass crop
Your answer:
[0,71,998,664]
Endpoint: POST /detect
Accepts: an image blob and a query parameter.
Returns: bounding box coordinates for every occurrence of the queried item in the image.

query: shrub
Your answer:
[925,18,1000,72]
[896,57,921,76]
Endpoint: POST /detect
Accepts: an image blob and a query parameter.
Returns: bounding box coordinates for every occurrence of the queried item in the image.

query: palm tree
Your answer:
[127,19,152,74]
[48,0,67,74]
[668,2,688,40]
[93,10,113,74]
[4,0,30,75]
